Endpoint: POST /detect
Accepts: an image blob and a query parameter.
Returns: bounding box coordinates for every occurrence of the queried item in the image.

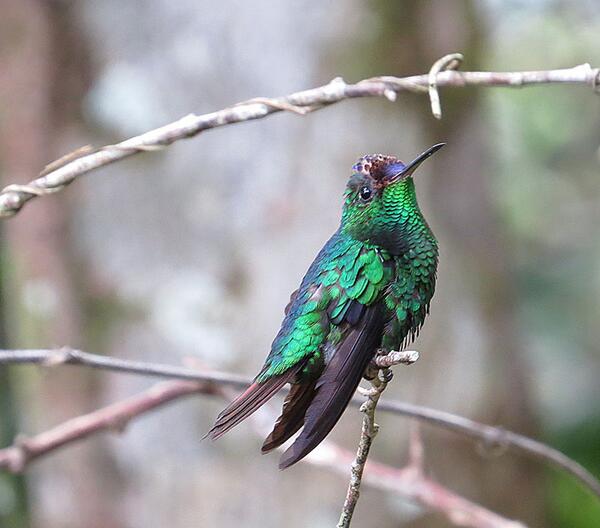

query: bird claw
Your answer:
[363,364,378,380]
[380,368,394,383]
[364,348,392,379]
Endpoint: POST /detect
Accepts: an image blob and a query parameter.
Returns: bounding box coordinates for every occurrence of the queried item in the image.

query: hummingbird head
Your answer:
[341,143,444,254]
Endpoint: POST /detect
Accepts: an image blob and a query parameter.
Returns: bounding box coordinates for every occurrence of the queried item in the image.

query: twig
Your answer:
[242,380,527,528]
[0,380,207,472]
[0,374,526,528]
[1,347,598,500]
[345,425,526,528]
[302,414,527,527]
[311,445,527,528]
[0,59,598,218]
[0,347,251,388]
[374,348,419,369]
[338,349,420,527]
[407,422,426,472]
[377,400,600,500]
[428,53,464,119]
[337,367,392,527]
[356,457,527,528]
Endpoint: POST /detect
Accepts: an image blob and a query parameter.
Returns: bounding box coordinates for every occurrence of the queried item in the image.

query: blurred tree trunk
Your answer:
[0,239,30,528]
[0,2,126,527]
[356,0,543,524]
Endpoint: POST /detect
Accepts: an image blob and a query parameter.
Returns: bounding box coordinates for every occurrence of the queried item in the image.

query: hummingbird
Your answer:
[208,143,444,469]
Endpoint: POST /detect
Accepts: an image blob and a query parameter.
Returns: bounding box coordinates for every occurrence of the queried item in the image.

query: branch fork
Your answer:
[338,349,419,527]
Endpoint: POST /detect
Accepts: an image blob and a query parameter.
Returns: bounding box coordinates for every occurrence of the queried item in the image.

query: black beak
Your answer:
[388,143,445,183]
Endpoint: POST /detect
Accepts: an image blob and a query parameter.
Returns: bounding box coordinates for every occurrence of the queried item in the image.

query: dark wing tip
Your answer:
[279,443,314,471]
[206,367,301,442]
[278,444,302,470]
[261,381,317,454]
[276,303,384,469]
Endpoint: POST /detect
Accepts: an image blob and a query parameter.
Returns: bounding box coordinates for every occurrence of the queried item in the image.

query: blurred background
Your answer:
[0,0,599,526]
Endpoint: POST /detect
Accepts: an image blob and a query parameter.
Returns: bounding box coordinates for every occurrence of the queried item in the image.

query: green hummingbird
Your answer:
[208,144,444,468]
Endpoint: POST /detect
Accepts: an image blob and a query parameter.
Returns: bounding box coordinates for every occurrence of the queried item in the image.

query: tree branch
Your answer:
[0,347,251,388]
[0,371,526,528]
[342,425,526,528]
[302,426,528,528]
[337,367,392,527]
[0,58,597,218]
[375,400,600,500]
[338,349,419,526]
[0,380,207,472]
[1,347,599,501]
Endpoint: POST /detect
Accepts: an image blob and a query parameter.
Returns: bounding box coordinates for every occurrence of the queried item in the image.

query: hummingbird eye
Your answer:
[359,186,372,202]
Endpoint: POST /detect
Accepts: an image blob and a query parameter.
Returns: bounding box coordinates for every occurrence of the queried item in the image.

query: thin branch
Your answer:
[338,349,419,526]
[357,458,527,528]
[0,347,251,388]
[373,349,420,369]
[375,400,600,500]
[428,53,464,119]
[339,424,527,528]
[242,377,527,528]
[0,380,207,473]
[0,59,598,218]
[1,347,599,500]
[306,426,527,528]
[0,373,526,528]
[337,367,392,527]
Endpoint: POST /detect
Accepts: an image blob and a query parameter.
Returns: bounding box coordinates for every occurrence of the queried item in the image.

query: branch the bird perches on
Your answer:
[338,352,415,528]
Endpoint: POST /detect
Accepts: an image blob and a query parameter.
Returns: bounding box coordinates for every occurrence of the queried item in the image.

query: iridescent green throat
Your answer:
[341,177,437,257]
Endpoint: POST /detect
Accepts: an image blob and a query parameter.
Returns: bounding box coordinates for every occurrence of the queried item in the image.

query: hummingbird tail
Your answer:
[278,303,384,469]
[261,380,317,453]
[207,366,300,441]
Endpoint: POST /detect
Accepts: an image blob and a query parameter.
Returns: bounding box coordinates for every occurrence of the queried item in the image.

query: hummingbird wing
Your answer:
[208,232,391,464]
[277,301,384,469]
[263,238,390,467]
[206,279,327,442]
[260,300,383,456]
[258,299,369,453]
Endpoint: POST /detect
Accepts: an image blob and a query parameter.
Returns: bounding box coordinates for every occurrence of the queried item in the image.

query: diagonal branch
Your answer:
[317,425,526,528]
[0,374,525,528]
[337,368,392,527]
[376,400,600,495]
[0,380,207,473]
[338,350,419,527]
[0,59,598,218]
[1,347,599,500]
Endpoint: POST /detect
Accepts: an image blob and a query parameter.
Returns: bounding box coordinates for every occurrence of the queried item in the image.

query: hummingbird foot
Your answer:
[380,367,394,384]
[363,352,384,380]
[364,348,419,380]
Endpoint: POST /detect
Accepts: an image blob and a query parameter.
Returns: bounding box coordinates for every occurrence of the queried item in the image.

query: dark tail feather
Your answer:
[279,303,384,469]
[207,367,299,440]
[261,380,317,453]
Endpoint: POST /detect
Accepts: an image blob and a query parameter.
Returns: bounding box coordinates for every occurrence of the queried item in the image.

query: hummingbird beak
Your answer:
[386,143,445,184]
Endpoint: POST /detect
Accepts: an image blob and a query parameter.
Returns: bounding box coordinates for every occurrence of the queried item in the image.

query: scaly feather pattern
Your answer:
[208,145,444,468]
